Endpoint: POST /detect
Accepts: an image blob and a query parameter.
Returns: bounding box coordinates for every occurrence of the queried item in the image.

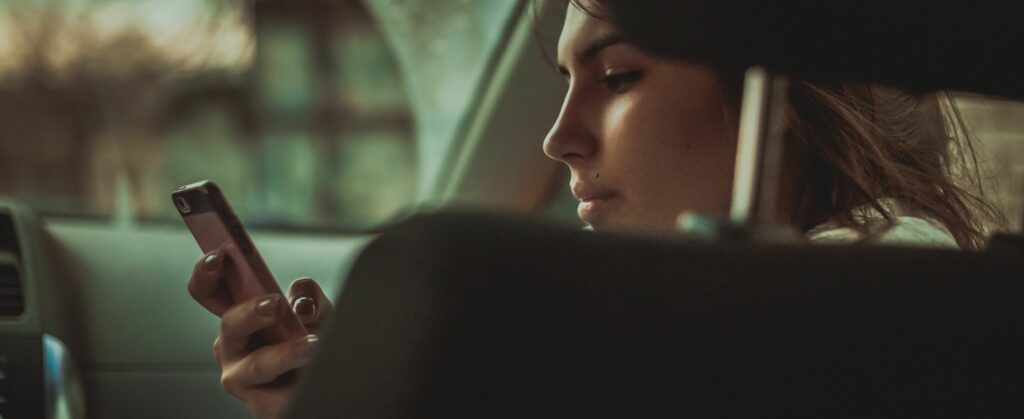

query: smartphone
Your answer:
[173,180,306,344]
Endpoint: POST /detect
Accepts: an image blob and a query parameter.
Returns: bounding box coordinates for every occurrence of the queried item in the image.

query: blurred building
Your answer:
[246,0,415,227]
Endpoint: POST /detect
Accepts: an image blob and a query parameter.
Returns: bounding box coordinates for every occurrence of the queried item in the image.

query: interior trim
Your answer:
[44,334,85,419]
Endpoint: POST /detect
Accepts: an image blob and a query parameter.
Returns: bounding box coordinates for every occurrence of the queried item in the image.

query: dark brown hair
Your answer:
[563,0,1004,249]
[783,83,1003,249]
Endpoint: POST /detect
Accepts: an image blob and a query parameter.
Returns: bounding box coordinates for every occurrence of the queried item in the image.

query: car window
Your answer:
[954,94,1024,232]
[0,0,520,229]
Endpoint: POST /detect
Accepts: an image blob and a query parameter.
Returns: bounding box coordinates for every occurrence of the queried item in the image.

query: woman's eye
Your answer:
[601,70,643,93]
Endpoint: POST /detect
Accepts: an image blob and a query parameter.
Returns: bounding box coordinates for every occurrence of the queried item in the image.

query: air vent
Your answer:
[0,211,19,259]
[0,264,23,316]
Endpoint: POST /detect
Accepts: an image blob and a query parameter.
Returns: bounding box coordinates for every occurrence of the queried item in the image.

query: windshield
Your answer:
[0,0,520,229]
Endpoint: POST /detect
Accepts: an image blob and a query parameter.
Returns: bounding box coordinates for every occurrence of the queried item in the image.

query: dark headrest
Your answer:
[601,0,1024,99]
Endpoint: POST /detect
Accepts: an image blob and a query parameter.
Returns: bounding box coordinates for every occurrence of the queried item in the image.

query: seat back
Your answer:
[287,212,1024,417]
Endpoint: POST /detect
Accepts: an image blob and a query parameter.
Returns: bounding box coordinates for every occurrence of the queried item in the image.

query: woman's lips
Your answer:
[571,181,617,225]
[576,194,617,225]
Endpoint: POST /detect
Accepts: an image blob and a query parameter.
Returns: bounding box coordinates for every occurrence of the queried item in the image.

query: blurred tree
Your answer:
[0,0,251,216]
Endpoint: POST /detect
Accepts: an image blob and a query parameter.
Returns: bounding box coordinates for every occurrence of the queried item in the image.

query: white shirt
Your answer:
[804,199,959,249]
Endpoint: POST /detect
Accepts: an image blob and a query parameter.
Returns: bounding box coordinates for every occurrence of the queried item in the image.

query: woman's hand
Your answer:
[187,250,334,419]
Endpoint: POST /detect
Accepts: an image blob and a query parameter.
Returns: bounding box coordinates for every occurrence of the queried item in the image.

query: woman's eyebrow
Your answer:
[577,32,627,64]
[558,31,628,78]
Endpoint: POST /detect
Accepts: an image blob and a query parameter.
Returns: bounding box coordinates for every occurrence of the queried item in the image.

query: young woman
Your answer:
[188,1,1001,417]
[548,0,999,247]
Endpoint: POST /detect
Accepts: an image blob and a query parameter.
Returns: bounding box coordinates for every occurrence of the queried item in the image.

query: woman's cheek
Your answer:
[601,95,641,153]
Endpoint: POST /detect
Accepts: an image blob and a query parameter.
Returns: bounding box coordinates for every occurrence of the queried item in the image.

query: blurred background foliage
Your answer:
[0,0,518,229]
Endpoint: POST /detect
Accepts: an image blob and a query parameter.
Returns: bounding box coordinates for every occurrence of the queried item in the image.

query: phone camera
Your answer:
[175,196,192,214]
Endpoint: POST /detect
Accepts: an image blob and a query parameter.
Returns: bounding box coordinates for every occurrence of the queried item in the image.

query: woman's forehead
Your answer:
[557,5,619,65]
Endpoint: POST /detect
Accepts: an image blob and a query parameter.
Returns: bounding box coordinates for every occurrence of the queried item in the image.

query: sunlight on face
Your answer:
[543,4,739,233]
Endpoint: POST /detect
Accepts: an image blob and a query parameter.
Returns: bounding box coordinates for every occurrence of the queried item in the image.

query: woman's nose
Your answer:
[543,91,595,164]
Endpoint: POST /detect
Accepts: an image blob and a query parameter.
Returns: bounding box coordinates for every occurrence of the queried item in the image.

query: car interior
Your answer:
[1,0,1023,418]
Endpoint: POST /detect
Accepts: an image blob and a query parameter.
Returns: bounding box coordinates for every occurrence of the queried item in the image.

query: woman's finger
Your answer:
[187,250,234,316]
[288,278,334,332]
[221,334,319,391]
[219,294,288,359]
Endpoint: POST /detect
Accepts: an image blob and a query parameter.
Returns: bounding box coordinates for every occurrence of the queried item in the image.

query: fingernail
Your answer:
[292,297,317,318]
[203,252,221,271]
[301,335,319,358]
[256,295,282,317]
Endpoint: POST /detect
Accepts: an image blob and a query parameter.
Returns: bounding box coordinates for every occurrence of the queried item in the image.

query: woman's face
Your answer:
[544,4,739,233]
